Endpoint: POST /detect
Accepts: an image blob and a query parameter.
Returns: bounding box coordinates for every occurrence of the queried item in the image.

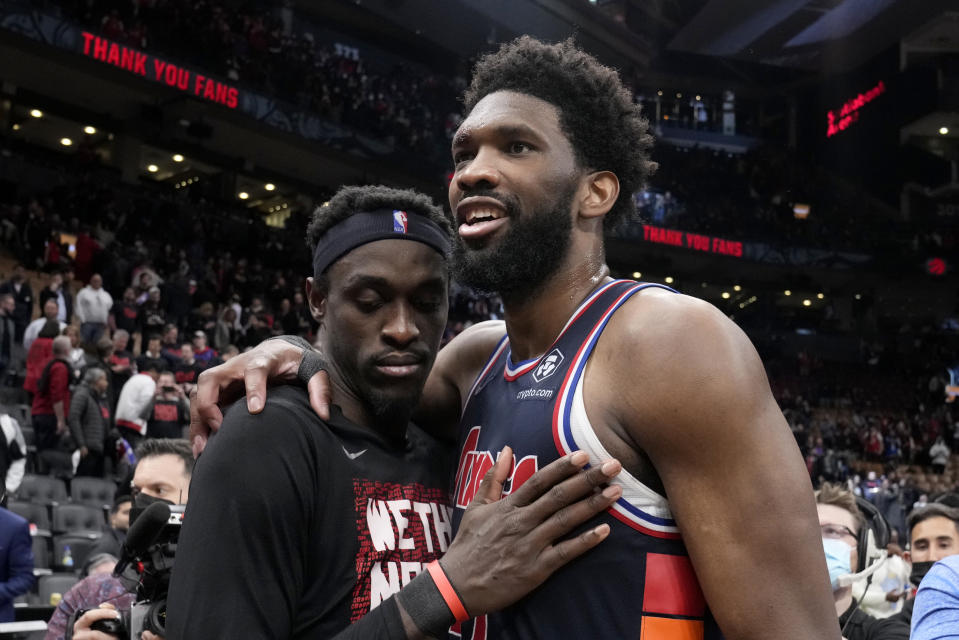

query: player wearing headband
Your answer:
[166,185,625,639]
[192,38,838,639]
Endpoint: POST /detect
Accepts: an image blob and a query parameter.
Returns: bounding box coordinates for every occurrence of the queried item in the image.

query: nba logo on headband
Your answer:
[393,210,408,234]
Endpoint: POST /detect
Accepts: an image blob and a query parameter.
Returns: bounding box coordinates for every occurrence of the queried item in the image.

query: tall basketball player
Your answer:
[192,37,840,639]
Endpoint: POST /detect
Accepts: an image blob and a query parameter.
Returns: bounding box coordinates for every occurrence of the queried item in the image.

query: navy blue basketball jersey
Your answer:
[451,280,723,640]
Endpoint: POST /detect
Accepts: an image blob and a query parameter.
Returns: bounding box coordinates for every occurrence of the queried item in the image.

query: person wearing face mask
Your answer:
[815,483,910,640]
[891,503,959,628]
[43,439,193,640]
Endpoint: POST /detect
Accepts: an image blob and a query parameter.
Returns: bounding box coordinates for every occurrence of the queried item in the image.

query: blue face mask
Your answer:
[823,538,853,590]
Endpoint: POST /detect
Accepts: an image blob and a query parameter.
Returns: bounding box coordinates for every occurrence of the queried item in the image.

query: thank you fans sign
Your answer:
[79,32,239,109]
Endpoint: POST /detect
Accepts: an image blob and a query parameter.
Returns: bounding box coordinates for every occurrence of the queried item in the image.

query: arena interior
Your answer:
[0,0,957,637]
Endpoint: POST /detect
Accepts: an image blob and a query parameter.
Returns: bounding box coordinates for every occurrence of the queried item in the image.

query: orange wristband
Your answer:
[426,560,469,622]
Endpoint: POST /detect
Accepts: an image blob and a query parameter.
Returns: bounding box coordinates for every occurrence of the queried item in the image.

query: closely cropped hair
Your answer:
[463,36,656,226]
[306,185,452,252]
[135,438,195,476]
[908,503,959,541]
[816,483,865,534]
[81,367,106,386]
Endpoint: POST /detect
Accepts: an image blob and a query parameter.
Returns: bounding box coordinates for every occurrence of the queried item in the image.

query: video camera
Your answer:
[70,501,183,639]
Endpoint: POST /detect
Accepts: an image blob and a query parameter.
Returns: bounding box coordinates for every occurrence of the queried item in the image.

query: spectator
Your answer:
[62,326,87,376]
[30,335,72,452]
[910,555,959,639]
[86,495,131,560]
[816,483,910,639]
[38,271,72,325]
[108,287,139,337]
[930,437,951,475]
[108,330,134,406]
[114,361,159,450]
[135,334,165,375]
[173,343,202,393]
[0,506,34,622]
[0,264,34,341]
[159,323,180,367]
[143,371,189,440]
[22,299,65,351]
[68,368,111,477]
[212,307,237,352]
[137,286,166,336]
[0,294,15,381]
[22,320,60,398]
[75,273,113,345]
[191,330,217,366]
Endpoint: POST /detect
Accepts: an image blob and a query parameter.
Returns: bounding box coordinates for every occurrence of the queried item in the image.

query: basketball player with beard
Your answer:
[191,38,839,639]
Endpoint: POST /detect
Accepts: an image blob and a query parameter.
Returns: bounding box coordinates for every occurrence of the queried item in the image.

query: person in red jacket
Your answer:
[30,335,72,451]
[22,320,60,398]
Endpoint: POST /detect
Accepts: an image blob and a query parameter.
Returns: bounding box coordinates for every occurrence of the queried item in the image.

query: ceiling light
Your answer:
[701,282,707,288]
[265,183,276,191]
[676,92,682,98]
[11,124,20,131]
[172,154,184,162]
[855,294,861,300]
[940,126,949,135]
[784,290,792,296]
[656,90,663,96]
[695,95,701,101]
[30,109,42,118]
[147,164,158,173]
[631,271,641,279]
[238,192,249,200]
[60,138,72,146]
[802,299,811,306]
[664,276,674,284]
[733,285,741,291]
[83,126,96,135]
[721,292,730,299]
[817,293,824,299]
[281,203,288,209]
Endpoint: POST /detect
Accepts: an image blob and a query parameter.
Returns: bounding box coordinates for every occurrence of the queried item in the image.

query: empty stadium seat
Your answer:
[70,477,117,509]
[16,475,68,506]
[38,573,78,605]
[32,536,50,570]
[52,535,101,573]
[7,500,51,535]
[51,504,104,536]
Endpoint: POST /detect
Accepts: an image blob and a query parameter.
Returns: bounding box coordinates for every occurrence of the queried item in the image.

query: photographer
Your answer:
[45,439,193,640]
[143,373,189,440]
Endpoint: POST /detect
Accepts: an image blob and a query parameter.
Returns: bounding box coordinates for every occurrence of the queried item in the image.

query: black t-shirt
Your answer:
[167,386,453,639]
[839,600,910,640]
[173,361,203,386]
[144,397,188,439]
[111,302,139,334]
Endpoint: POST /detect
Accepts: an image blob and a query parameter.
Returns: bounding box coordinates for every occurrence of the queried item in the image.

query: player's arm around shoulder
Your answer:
[415,320,506,439]
[595,291,840,640]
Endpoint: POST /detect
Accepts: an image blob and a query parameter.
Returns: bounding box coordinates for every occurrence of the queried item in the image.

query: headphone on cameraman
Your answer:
[836,495,890,588]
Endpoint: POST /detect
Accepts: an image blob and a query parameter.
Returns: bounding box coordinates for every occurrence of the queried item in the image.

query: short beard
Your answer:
[452,184,575,303]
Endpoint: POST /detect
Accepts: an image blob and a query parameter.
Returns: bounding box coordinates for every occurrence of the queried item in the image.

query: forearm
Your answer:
[326,598,423,640]
[53,401,65,423]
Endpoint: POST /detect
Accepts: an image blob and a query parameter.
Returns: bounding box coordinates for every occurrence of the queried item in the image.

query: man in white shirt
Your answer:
[22,299,66,351]
[75,274,113,346]
[114,361,160,451]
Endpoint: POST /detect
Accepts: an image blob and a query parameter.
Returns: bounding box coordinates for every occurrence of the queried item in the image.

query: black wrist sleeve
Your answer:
[395,570,457,638]
[328,595,409,640]
[265,335,327,386]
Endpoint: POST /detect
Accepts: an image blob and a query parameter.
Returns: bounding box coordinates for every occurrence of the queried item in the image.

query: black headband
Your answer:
[312,209,450,277]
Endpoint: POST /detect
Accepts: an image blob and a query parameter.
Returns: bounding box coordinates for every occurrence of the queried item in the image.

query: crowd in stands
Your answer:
[629,144,941,254]
[30,1,944,255]
[52,0,464,166]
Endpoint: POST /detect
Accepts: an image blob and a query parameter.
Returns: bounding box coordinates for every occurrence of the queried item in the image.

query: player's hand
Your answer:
[72,604,121,640]
[189,338,330,457]
[440,447,622,616]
